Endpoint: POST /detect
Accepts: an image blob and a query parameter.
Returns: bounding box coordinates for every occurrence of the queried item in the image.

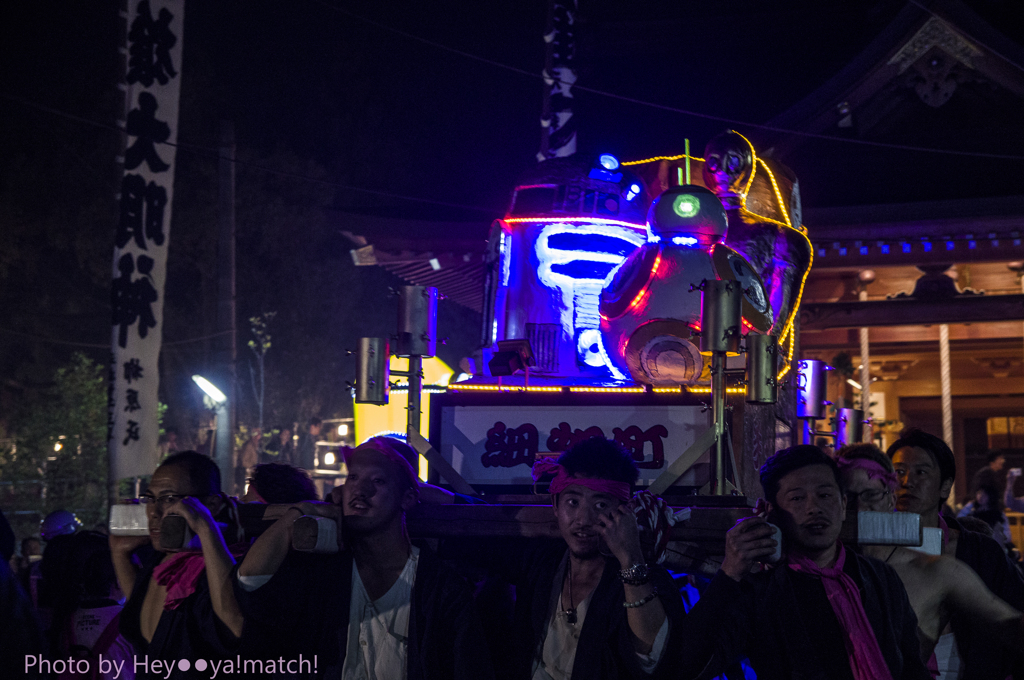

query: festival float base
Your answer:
[351,133,822,571]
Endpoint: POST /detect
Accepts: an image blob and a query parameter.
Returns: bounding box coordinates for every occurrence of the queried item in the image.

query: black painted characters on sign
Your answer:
[117,174,167,249]
[112,254,158,348]
[127,0,178,87]
[122,358,144,383]
[125,92,170,173]
[480,420,670,470]
[546,422,604,453]
[481,422,539,468]
[123,420,140,446]
[612,424,669,469]
[547,422,669,469]
[124,389,142,413]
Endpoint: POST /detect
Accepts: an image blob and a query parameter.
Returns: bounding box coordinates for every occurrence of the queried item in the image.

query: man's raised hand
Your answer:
[595,502,645,568]
[722,516,778,582]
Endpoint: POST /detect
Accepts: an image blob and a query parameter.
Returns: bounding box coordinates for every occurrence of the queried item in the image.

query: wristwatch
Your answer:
[618,562,650,585]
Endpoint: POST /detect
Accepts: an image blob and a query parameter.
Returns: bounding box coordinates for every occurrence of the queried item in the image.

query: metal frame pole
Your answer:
[712,352,726,494]
[407,355,423,439]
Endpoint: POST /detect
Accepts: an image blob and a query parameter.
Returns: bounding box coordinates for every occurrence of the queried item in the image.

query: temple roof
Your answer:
[760,0,1024,206]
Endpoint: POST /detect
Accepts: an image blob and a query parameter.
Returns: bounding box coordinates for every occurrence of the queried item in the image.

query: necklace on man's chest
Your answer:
[562,559,577,625]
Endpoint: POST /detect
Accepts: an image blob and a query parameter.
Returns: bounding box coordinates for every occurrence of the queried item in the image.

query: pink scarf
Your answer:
[531,459,631,501]
[152,545,247,610]
[787,543,893,680]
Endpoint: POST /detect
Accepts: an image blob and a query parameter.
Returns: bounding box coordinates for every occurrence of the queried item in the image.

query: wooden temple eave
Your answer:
[799,294,1024,331]
[801,325,1024,352]
[805,197,1024,270]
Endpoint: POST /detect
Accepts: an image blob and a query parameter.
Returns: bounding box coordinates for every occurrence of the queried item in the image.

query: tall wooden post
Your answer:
[859,288,871,443]
[939,324,953,449]
[217,121,237,493]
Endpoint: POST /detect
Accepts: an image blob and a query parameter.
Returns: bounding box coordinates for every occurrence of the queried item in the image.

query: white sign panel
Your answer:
[439,404,710,486]
[109,0,185,480]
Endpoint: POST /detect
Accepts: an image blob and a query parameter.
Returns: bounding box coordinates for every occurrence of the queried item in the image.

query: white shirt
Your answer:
[934,631,963,680]
[531,554,668,680]
[341,546,419,680]
[237,547,420,680]
[69,605,136,680]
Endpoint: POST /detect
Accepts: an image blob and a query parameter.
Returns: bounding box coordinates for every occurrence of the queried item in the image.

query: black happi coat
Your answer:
[121,552,241,678]
[947,516,1024,680]
[450,538,691,680]
[688,551,930,680]
[233,544,494,680]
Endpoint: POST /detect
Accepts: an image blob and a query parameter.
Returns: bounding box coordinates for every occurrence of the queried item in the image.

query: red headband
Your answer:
[836,457,898,491]
[531,459,631,501]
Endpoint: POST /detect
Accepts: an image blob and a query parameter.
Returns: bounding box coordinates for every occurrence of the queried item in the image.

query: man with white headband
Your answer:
[446,436,689,680]
[838,443,1024,678]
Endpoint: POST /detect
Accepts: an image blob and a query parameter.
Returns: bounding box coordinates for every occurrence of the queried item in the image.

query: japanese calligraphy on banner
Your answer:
[437,404,710,486]
[109,0,184,480]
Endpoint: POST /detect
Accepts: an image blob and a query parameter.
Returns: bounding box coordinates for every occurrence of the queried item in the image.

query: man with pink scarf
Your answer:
[111,451,246,678]
[686,445,929,680]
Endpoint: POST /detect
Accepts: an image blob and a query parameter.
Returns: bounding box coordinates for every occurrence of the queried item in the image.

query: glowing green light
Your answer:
[672,195,699,218]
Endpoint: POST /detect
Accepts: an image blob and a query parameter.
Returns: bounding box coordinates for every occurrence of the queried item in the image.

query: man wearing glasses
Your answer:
[888,429,1024,679]
[837,443,1024,676]
[110,450,244,676]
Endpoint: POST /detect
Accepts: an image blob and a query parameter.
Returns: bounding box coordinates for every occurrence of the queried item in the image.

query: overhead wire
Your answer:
[307,0,1024,161]
[5,0,1024,219]
[0,327,236,348]
[0,92,497,214]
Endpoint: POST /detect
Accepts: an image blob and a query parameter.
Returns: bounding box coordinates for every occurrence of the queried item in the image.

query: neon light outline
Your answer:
[506,216,646,230]
[622,154,705,166]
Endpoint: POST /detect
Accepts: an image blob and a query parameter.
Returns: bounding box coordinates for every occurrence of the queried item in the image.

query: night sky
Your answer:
[2,0,1022,432]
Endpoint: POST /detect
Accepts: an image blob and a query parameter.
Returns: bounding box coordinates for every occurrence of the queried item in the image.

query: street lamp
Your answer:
[192,375,227,404]
[192,374,231,491]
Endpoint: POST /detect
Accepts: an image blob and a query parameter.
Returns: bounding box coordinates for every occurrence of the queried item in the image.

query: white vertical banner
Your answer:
[109,0,185,480]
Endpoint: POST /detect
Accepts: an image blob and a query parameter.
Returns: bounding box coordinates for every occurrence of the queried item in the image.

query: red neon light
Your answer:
[625,251,662,314]
[503,216,646,230]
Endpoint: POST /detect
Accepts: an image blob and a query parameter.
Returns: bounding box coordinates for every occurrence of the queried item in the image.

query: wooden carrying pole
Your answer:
[155,503,925,577]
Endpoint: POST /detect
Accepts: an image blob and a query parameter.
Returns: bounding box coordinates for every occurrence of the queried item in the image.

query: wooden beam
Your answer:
[406,503,752,544]
[873,378,1024,398]
[165,503,923,574]
[811,240,1024,269]
[801,323,1024,348]
[800,295,1024,330]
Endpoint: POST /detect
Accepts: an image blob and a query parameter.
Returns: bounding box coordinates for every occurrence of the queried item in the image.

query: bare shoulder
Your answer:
[887,547,940,571]
[889,549,961,582]
[924,552,987,589]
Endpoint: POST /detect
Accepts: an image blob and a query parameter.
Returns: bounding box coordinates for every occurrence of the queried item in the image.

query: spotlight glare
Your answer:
[599,154,619,171]
[191,375,227,404]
